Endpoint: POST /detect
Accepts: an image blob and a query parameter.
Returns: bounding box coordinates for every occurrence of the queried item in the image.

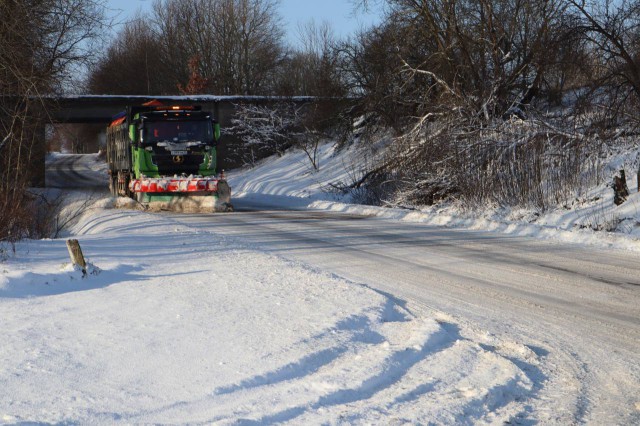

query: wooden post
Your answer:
[621,169,630,196]
[66,239,87,276]
[613,169,630,206]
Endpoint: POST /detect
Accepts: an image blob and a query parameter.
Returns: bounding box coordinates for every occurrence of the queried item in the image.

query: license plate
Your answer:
[171,150,187,155]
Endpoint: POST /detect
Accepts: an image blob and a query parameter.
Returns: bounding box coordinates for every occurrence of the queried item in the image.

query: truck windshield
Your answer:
[144,120,212,144]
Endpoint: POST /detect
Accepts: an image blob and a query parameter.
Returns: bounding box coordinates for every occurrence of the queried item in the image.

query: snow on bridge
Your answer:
[49,94,319,124]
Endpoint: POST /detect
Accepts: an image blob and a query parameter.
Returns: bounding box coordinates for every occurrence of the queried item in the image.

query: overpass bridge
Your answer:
[34,94,321,187]
[50,94,317,124]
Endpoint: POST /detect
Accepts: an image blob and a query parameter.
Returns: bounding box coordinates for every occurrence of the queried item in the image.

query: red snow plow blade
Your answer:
[130,177,222,193]
[129,177,232,212]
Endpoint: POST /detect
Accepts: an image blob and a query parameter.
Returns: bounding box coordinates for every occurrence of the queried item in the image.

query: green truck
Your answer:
[106,101,232,212]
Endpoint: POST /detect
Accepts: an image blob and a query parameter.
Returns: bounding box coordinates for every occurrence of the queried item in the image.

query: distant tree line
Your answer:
[88,0,344,98]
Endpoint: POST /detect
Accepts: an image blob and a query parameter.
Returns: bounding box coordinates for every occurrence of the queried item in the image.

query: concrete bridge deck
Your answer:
[50,95,317,125]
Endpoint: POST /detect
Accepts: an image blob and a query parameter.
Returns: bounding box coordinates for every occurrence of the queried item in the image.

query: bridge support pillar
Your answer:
[31,121,46,187]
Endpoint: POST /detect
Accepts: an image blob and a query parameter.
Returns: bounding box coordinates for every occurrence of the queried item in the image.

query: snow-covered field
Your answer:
[1,147,639,423]
[1,201,539,424]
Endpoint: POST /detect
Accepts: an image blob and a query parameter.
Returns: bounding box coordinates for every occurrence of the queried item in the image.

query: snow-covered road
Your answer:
[169,197,640,424]
[45,153,109,189]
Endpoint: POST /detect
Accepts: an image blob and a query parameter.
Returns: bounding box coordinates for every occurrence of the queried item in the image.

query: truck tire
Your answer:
[109,174,118,197]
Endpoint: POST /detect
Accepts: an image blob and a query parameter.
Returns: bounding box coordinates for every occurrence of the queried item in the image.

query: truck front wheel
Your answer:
[116,171,131,198]
[109,173,118,197]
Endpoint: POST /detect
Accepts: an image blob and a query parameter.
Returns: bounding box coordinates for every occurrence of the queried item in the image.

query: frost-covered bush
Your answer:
[230,101,343,170]
[229,103,299,165]
[350,111,607,211]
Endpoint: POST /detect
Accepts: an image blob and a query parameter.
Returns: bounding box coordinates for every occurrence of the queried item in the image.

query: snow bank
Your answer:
[228,142,640,252]
[0,207,539,423]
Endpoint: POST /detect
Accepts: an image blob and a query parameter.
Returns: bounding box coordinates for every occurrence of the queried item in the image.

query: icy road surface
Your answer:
[169,197,640,424]
[45,153,108,189]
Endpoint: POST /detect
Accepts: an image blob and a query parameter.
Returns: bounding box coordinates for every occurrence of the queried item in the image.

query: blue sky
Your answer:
[278,0,382,41]
[106,0,383,44]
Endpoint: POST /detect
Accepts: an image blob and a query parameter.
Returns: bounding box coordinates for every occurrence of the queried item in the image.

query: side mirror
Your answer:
[129,124,137,143]
[213,121,221,142]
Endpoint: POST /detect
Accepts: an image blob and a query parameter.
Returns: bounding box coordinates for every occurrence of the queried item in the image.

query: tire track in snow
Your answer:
[235,326,457,425]
[170,206,640,424]
[46,154,107,189]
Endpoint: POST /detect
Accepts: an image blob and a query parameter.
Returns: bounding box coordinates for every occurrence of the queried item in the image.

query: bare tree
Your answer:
[91,0,285,96]
[0,0,107,244]
[565,0,640,116]
[230,100,340,170]
[338,22,413,132]
[88,15,170,95]
[230,102,298,165]
[151,0,285,95]
[275,20,346,96]
[384,0,568,119]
